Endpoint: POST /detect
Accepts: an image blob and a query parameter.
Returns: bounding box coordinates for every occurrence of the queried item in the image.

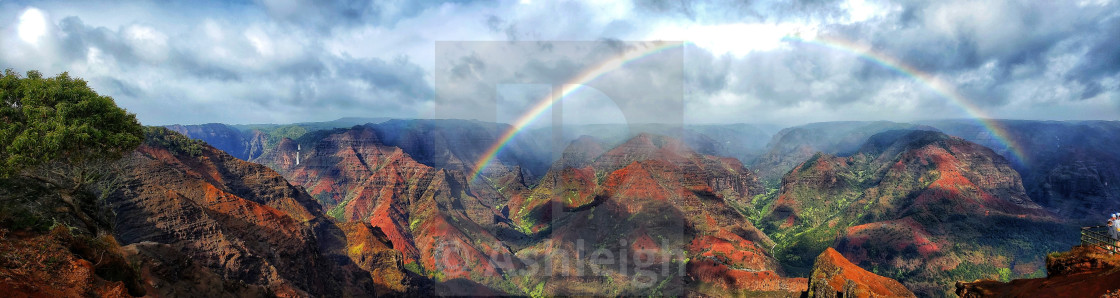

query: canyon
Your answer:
[3,118,1119,296]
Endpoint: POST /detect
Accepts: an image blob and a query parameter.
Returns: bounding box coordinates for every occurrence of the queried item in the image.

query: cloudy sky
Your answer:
[1,0,1117,126]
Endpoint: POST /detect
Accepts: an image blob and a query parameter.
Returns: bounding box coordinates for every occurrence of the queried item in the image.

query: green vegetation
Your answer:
[403,261,424,275]
[759,154,880,275]
[0,70,143,178]
[325,194,357,221]
[745,187,779,224]
[947,261,1002,283]
[0,69,143,235]
[0,70,146,294]
[143,127,205,156]
[529,282,545,298]
[998,267,1012,282]
[265,125,310,143]
[0,178,62,232]
[410,216,421,231]
[753,144,1080,297]
[517,211,537,234]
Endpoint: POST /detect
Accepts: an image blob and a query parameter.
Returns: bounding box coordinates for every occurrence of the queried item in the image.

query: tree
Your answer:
[0,69,143,234]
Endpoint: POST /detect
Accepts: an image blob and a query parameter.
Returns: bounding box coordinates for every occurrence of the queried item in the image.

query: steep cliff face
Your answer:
[166,118,393,162]
[923,120,1120,226]
[107,128,427,296]
[253,126,523,294]
[759,130,1072,296]
[956,245,1120,297]
[808,248,915,298]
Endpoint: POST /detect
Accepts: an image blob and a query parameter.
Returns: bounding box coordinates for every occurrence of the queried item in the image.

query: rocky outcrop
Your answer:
[121,242,274,297]
[0,227,137,298]
[956,245,1120,297]
[808,248,915,298]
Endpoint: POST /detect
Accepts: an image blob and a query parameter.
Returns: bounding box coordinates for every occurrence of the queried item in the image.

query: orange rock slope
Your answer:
[506,134,802,296]
[809,248,915,298]
[761,130,1070,296]
[108,128,428,296]
[254,126,521,292]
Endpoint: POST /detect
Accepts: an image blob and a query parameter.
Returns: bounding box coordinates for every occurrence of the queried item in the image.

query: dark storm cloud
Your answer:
[55,17,140,67]
[849,2,1110,75]
[103,77,143,98]
[254,0,476,31]
[482,14,522,41]
[337,55,434,101]
[889,2,1070,74]
[485,15,504,32]
[684,44,731,95]
[450,53,486,80]
[1068,15,1120,99]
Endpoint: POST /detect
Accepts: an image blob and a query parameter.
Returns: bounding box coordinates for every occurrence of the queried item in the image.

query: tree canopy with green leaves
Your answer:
[0,69,143,179]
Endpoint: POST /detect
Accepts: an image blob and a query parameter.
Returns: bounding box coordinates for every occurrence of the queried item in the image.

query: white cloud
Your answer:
[124,25,169,62]
[840,0,888,24]
[648,22,815,58]
[0,0,1116,126]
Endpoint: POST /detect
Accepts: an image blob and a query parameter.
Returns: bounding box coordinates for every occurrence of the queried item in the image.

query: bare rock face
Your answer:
[108,128,426,296]
[808,248,915,298]
[121,242,274,297]
[0,227,137,298]
[329,221,434,296]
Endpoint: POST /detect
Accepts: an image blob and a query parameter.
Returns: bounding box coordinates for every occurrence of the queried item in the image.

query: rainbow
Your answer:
[469,41,687,180]
[469,36,1027,181]
[782,35,1027,163]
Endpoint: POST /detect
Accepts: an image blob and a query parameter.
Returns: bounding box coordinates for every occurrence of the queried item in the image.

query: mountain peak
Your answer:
[857,129,954,157]
[594,133,694,171]
[556,135,606,168]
